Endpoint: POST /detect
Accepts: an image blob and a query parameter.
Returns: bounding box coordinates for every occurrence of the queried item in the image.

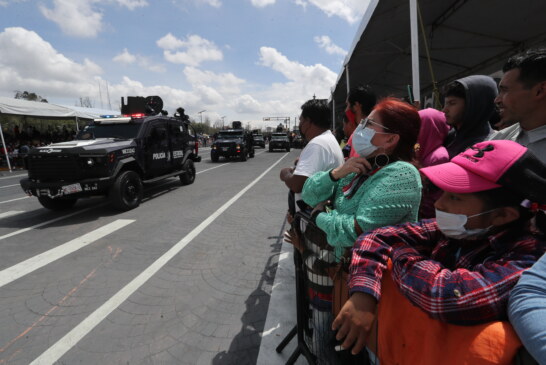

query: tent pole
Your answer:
[345,65,350,94]
[332,94,336,131]
[0,122,12,172]
[410,0,421,104]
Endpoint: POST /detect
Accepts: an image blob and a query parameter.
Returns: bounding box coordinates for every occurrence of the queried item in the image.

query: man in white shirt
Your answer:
[280,98,344,198]
[489,48,546,162]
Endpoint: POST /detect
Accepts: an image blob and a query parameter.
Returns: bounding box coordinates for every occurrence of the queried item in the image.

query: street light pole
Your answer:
[198,110,206,124]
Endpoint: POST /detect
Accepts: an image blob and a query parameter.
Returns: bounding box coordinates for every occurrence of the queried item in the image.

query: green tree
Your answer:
[14,90,48,103]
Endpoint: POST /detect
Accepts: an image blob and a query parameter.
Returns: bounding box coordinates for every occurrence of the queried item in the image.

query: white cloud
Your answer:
[295,0,370,24]
[40,0,103,38]
[113,0,148,11]
[0,0,28,7]
[251,0,275,7]
[39,0,148,38]
[201,0,221,7]
[157,33,223,67]
[183,66,245,94]
[113,48,137,64]
[113,48,166,73]
[0,27,102,99]
[0,26,337,130]
[314,35,347,56]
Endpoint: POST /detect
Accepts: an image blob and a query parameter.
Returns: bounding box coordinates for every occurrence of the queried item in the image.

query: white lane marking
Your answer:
[0,211,24,219]
[0,196,29,204]
[0,173,26,180]
[29,152,290,365]
[0,183,19,189]
[0,204,107,241]
[0,219,135,289]
[196,163,230,174]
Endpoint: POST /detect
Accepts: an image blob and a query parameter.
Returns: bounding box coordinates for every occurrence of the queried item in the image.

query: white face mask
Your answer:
[435,209,496,239]
[352,124,378,157]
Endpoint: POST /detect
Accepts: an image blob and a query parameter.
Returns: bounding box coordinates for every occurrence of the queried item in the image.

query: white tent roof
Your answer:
[0,97,118,119]
[330,0,546,118]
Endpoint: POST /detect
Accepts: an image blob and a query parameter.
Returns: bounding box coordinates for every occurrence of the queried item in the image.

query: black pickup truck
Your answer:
[20,96,201,211]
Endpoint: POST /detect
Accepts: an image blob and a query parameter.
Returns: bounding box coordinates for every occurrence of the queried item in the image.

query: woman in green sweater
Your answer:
[302,97,423,260]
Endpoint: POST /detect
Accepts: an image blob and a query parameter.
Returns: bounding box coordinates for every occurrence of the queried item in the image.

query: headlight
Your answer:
[86,158,95,167]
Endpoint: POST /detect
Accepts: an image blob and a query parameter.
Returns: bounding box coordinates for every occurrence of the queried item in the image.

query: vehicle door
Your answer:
[169,120,191,169]
[145,121,171,176]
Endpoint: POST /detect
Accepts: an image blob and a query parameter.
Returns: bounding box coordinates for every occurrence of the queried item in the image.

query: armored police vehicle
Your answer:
[210,121,255,162]
[20,96,201,211]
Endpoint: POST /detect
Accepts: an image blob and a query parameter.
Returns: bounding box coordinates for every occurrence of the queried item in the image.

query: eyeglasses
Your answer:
[360,117,392,133]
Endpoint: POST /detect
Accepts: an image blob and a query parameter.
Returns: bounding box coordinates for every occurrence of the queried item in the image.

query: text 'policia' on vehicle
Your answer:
[20,96,201,211]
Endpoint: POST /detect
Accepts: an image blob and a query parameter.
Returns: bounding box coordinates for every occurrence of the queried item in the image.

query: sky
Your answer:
[0,0,370,130]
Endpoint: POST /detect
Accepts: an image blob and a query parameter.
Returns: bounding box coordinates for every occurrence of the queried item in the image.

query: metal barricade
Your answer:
[276,207,346,365]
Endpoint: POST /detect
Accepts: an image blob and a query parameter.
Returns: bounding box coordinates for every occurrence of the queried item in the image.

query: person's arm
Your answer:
[508,253,546,364]
[348,221,439,300]
[300,169,339,208]
[390,235,544,325]
[315,162,422,250]
[279,167,308,193]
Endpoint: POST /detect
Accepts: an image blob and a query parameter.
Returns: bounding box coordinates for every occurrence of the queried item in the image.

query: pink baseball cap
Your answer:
[420,140,529,194]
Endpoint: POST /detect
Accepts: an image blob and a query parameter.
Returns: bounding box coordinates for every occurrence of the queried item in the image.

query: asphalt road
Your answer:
[0,146,298,365]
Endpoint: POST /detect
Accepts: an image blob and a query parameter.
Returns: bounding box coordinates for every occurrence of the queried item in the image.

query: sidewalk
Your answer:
[257,240,306,365]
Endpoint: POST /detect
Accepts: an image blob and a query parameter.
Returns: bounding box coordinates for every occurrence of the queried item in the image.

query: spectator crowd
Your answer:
[279,48,546,365]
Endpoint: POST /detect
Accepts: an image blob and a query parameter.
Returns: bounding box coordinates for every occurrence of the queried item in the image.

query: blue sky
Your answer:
[0,0,369,129]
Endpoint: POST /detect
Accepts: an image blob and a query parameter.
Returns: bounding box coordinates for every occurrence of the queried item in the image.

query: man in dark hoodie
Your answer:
[442,75,498,158]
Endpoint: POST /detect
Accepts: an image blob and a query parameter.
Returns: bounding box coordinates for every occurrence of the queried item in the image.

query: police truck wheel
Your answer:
[110,171,143,211]
[286,147,291,152]
[180,160,195,185]
[37,196,78,211]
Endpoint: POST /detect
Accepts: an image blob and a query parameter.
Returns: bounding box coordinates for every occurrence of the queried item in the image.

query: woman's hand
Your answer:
[332,292,377,355]
[284,228,304,253]
[311,200,331,218]
[331,157,372,180]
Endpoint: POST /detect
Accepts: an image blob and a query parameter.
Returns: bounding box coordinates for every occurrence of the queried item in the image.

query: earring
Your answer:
[374,153,389,167]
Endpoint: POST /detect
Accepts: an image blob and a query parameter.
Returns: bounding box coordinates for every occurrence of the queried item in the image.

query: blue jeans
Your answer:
[508,253,546,364]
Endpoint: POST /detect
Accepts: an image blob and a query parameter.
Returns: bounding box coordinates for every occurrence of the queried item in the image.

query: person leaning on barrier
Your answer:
[279,98,344,195]
[489,48,546,163]
[298,98,423,261]
[333,140,546,364]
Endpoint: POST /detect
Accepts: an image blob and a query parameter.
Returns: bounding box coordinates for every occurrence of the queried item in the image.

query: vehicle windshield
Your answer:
[253,135,263,140]
[76,123,142,140]
[217,131,244,139]
[271,134,287,140]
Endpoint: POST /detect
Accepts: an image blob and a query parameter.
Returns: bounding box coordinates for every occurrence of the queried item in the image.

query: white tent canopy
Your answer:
[0,96,119,119]
[330,0,546,121]
[0,97,119,172]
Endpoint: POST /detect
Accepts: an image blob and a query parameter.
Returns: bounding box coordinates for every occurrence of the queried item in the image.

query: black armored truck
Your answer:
[20,96,201,211]
[210,121,255,162]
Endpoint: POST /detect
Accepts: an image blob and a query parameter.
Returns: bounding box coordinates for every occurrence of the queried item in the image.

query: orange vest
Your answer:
[375,266,522,365]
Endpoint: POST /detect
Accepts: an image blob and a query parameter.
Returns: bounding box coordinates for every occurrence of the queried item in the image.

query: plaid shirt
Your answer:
[349,219,546,325]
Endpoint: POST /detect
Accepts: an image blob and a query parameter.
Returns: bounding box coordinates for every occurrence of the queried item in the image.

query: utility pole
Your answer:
[221,115,226,129]
[198,110,206,124]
